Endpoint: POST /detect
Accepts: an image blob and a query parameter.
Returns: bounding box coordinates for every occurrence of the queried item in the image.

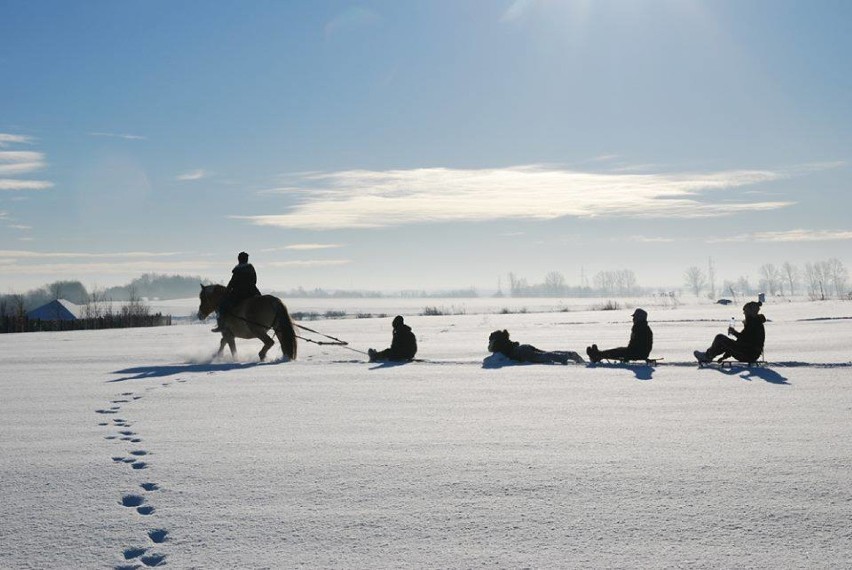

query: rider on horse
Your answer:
[212,251,261,333]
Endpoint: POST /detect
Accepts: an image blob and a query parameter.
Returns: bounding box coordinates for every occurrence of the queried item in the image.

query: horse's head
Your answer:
[197,284,219,320]
[488,329,511,353]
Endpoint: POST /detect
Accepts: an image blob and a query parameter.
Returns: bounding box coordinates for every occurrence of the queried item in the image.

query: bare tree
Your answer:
[825,258,848,298]
[758,263,783,296]
[121,284,150,318]
[782,262,799,297]
[707,257,717,300]
[684,266,706,298]
[507,272,527,297]
[804,262,827,300]
[48,282,63,300]
[543,271,566,296]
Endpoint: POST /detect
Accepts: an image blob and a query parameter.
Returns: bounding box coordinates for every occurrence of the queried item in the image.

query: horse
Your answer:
[197,284,297,361]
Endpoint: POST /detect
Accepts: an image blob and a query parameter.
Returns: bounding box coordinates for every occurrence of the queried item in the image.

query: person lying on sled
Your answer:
[368,315,418,362]
[586,308,653,363]
[694,301,766,364]
[488,329,584,364]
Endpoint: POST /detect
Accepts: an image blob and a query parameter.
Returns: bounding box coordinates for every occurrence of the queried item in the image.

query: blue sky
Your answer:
[2,0,851,293]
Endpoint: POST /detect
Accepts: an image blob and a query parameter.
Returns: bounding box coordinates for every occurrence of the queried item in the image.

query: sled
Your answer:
[698,359,766,369]
[601,357,662,366]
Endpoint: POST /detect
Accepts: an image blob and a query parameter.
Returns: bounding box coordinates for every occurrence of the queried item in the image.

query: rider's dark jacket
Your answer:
[730,314,766,360]
[389,323,418,360]
[626,321,654,359]
[227,262,261,303]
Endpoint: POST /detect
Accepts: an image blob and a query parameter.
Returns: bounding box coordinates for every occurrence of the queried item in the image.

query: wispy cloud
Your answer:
[89,132,147,141]
[286,243,344,251]
[267,259,352,268]
[629,235,676,243]
[325,6,381,37]
[236,164,798,231]
[4,260,215,276]
[0,249,211,277]
[0,137,53,191]
[8,224,32,231]
[708,229,852,243]
[0,134,34,147]
[176,169,207,181]
[0,250,185,259]
[502,0,538,22]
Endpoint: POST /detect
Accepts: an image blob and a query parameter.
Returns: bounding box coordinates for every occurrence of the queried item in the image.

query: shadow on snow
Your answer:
[110,360,278,382]
[698,364,790,385]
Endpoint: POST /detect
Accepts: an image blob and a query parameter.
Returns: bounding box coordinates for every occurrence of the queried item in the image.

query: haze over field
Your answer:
[2,1,852,292]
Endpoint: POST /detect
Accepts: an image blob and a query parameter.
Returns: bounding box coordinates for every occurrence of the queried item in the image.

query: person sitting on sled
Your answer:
[694,301,766,364]
[586,308,653,363]
[368,315,418,362]
[488,329,585,364]
[212,251,262,333]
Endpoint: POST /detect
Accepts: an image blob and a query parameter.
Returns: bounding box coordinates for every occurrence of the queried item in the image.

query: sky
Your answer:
[2,0,851,294]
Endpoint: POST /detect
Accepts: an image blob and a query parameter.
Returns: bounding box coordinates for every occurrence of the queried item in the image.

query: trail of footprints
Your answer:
[99,380,185,568]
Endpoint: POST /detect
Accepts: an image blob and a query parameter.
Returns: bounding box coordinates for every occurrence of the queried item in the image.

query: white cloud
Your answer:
[502,0,537,22]
[708,229,852,243]
[287,243,344,251]
[0,179,53,191]
[4,260,215,276]
[325,6,381,37]
[0,134,34,147]
[0,250,185,259]
[267,259,352,268]
[88,132,146,140]
[8,224,32,231]
[177,169,207,181]
[236,164,795,231]
[0,144,52,191]
[629,235,676,243]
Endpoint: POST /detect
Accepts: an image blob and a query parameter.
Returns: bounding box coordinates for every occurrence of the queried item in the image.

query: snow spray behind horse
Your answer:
[197,284,297,361]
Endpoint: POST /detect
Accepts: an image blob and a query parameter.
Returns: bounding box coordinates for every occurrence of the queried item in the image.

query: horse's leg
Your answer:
[217,336,228,358]
[228,335,237,359]
[257,331,274,361]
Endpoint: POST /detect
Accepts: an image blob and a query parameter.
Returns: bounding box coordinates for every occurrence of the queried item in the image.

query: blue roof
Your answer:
[27,299,81,321]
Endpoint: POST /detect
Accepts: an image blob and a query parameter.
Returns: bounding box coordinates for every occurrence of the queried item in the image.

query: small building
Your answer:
[27,299,82,321]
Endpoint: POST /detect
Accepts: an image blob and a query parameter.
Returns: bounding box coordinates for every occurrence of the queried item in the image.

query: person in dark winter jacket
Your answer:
[487,329,585,365]
[694,301,766,363]
[368,316,417,362]
[586,308,653,363]
[212,251,262,333]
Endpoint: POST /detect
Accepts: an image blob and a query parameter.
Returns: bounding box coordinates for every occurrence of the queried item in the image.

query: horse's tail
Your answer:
[273,299,297,360]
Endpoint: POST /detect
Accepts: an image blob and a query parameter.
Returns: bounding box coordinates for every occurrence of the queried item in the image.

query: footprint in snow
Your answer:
[140,482,159,492]
[137,506,155,515]
[96,409,118,415]
[140,553,167,567]
[130,450,148,457]
[131,461,148,470]
[121,495,145,508]
[123,547,147,560]
[147,529,168,543]
[119,430,135,436]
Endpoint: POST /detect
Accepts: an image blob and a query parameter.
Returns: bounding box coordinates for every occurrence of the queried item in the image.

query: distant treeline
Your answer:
[1,314,171,334]
[0,274,209,315]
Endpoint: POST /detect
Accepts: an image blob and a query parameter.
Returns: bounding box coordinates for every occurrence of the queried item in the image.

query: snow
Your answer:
[1,299,851,568]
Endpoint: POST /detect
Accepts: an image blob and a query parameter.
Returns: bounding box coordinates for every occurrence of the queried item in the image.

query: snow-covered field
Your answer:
[2,299,851,569]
